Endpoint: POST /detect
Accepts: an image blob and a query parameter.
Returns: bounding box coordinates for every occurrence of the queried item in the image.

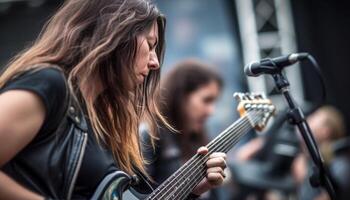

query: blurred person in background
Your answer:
[142,59,225,199]
[227,105,349,200]
[0,0,227,199]
[293,106,350,200]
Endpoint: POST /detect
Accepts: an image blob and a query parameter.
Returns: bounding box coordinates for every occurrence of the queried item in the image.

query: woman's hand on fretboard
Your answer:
[191,147,227,195]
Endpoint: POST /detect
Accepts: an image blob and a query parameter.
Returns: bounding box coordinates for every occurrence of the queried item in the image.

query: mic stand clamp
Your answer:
[271,72,336,200]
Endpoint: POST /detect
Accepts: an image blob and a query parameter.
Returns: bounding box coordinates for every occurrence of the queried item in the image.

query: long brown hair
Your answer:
[0,0,167,175]
[160,59,223,159]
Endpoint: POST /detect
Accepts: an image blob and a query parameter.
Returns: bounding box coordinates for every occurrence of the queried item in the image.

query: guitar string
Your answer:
[174,112,263,200]
[149,111,260,200]
[171,111,263,200]
[147,112,255,200]
[149,110,263,200]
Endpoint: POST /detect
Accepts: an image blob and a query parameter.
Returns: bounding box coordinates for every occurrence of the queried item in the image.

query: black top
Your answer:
[142,127,183,184]
[1,68,151,199]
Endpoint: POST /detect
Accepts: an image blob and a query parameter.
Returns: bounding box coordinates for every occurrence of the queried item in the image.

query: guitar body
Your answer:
[91,171,147,200]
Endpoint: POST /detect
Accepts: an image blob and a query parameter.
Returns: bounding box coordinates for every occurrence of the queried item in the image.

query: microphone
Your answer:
[244,53,309,77]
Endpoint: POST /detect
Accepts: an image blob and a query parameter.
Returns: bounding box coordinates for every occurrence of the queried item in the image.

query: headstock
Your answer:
[234,92,275,131]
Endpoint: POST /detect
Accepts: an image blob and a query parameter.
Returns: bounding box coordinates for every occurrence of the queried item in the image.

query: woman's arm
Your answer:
[0,90,46,200]
[0,172,43,200]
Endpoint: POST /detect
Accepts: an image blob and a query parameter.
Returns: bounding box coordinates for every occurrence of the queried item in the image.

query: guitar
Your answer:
[91,92,276,200]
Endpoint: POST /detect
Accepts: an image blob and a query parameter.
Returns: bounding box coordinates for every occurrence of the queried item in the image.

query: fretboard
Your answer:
[146,113,258,200]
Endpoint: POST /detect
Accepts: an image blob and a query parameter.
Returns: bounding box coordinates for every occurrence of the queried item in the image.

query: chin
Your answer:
[136,77,144,84]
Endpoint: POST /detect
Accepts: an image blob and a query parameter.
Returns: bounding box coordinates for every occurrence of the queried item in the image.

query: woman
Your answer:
[0,0,226,199]
[142,59,224,199]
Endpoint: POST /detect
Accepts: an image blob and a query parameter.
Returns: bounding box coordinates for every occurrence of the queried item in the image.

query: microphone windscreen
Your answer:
[244,62,260,77]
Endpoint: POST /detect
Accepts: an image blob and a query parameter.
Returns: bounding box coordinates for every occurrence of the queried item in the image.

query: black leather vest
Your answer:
[2,95,88,199]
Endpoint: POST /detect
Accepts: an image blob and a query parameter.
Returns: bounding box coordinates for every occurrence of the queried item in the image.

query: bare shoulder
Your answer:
[0,90,45,166]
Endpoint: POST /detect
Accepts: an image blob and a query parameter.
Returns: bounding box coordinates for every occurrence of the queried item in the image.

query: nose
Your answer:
[148,52,160,70]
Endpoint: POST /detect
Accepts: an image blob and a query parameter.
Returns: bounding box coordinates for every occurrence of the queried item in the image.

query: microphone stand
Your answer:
[271,71,336,200]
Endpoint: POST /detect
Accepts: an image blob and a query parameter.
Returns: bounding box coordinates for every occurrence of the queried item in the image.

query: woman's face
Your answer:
[184,81,221,133]
[134,21,160,85]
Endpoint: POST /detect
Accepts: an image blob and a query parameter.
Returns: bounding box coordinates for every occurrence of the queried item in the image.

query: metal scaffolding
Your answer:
[235,0,304,105]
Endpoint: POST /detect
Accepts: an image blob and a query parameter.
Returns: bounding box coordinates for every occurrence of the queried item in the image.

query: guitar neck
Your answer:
[146,114,256,200]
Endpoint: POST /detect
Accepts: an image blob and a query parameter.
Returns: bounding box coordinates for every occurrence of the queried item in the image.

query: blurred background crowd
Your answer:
[1,0,350,199]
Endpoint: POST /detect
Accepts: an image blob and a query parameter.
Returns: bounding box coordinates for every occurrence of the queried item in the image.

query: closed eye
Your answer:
[148,42,153,49]
[148,41,157,50]
[147,36,158,50]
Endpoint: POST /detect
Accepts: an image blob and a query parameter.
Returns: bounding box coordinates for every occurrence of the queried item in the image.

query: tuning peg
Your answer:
[244,103,252,110]
[251,104,257,110]
[257,93,266,99]
[233,93,243,101]
[251,93,258,100]
[233,93,239,100]
[241,93,248,100]
[250,93,260,100]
